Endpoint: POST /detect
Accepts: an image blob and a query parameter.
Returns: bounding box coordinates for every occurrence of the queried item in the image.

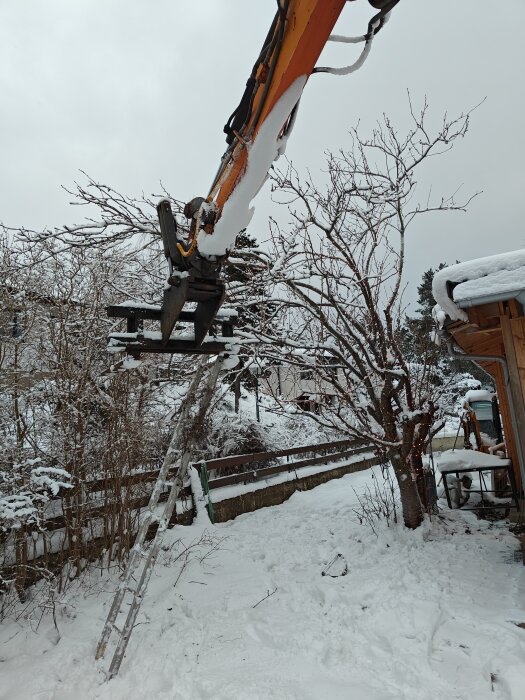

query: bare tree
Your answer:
[0,174,247,600]
[0,229,185,597]
[243,100,477,528]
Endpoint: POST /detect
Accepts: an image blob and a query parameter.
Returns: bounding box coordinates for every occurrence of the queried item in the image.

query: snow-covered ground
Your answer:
[1,468,524,700]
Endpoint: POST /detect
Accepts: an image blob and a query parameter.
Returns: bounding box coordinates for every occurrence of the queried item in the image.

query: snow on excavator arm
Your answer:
[197,0,399,260]
[108,0,400,357]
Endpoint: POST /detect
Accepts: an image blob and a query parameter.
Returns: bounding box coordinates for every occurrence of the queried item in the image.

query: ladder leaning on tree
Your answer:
[95,357,223,679]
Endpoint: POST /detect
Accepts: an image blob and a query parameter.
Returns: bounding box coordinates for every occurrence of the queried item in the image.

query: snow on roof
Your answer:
[436,448,509,473]
[454,264,525,306]
[432,249,525,322]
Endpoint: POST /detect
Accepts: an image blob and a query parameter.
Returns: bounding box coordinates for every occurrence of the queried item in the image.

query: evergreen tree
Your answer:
[416,263,447,321]
[400,263,492,401]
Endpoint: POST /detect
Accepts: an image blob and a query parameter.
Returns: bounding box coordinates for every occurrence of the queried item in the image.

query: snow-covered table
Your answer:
[437,449,520,512]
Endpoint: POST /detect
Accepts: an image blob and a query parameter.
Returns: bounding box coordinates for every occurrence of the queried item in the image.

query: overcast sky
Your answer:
[1,1,524,307]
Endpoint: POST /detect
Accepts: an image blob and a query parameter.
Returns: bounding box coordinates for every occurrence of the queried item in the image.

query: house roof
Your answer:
[432,249,525,321]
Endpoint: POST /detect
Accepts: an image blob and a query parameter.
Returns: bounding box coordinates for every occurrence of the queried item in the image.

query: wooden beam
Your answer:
[450,326,504,357]
[490,361,520,486]
[500,315,525,490]
[467,303,501,328]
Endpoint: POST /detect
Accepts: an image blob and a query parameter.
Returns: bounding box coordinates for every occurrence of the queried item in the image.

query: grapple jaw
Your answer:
[106,198,233,357]
[106,301,236,358]
[160,277,189,342]
[159,275,226,346]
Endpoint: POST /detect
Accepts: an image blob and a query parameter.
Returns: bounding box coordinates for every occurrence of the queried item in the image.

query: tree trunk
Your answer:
[411,451,428,511]
[390,453,424,529]
[397,476,424,529]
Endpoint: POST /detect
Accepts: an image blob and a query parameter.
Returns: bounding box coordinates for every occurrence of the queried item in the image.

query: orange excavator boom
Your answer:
[108,0,400,356]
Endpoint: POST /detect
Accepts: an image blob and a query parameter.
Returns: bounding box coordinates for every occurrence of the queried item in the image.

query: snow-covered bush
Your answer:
[0,459,72,533]
[352,466,399,536]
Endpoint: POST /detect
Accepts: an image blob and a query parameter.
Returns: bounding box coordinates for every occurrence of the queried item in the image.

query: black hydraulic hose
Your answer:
[246,1,288,138]
[223,10,279,140]
[223,0,287,144]
[366,0,401,39]
[223,0,289,146]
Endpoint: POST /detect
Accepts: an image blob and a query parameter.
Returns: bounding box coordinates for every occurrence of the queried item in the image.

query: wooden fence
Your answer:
[197,438,369,483]
[2,438,375,590]
[36,438,370,531]
[196,439,377,522]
